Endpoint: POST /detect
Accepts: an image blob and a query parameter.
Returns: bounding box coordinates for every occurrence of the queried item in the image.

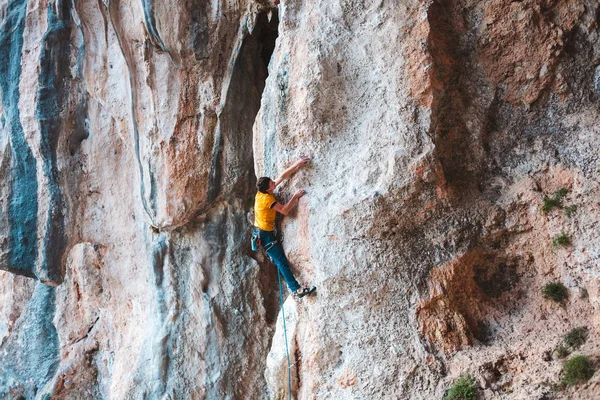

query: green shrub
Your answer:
[542,188,568,213]
[444,375,477,400]
[554,188,568,199]
[542,197,561,213]
[561,355,595,387]
[542,282,569,303]
[564,205,577,218]
[555,345,570,359]
[552,232,570,247]
[564,327,589,349]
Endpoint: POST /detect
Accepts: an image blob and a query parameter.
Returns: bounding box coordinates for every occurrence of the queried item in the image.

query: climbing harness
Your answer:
[264,240,278,252]
[277,269,293,400]
[251,227,261,251]
[251,227,280,252]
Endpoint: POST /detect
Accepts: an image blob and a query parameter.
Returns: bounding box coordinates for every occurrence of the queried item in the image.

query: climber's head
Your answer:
[257,177,274,194]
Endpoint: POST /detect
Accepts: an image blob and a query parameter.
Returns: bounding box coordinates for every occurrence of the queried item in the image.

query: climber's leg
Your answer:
[260,230,301,293]
[267,242,301,293]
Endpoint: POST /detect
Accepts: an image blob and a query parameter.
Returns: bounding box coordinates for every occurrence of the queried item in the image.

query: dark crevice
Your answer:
[74,316,100,344]
[206,9,278,205]
[258,12,279,73]
[189,1,209,60]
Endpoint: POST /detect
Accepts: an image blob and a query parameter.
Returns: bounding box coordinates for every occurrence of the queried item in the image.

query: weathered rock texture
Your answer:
[1,0,599,398]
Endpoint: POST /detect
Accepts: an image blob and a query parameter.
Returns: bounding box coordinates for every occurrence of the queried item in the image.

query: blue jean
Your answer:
[256,228,300,292]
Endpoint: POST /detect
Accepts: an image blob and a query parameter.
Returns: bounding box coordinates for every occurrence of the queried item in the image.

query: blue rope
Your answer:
[277,270,293,400]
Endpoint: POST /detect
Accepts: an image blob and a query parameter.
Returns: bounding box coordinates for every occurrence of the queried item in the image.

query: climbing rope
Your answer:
[277,270,293,400]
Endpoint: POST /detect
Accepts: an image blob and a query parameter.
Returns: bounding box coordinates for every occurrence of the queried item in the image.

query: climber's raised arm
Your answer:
[273,156,310,187]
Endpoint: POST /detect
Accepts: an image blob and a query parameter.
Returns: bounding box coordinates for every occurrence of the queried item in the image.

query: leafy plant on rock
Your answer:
[444,374,477,400]
[542,282,569,303]
[552,232,570,247]
[554,188,568,199]
[564,327,589,349]
[542,188,568,213]
[561,355,595,387]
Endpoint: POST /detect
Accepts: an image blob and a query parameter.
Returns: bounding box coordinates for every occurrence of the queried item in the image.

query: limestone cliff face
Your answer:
[1,0,599,398]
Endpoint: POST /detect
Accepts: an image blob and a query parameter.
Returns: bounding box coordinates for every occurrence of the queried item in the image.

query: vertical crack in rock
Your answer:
[0,283,59,397]
[36,0,73,285]
[0,0,38,279]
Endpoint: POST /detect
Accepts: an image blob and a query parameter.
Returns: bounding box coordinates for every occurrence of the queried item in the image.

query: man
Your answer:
[253,156,316,298]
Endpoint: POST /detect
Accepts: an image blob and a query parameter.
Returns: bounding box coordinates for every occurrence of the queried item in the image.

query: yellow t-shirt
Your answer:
[254,192,277,231]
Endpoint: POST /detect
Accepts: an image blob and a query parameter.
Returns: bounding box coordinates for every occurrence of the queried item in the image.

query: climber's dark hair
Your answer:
[257,177,272,193]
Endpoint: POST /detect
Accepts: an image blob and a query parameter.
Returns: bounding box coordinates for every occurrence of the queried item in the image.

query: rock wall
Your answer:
[1,0,599,398]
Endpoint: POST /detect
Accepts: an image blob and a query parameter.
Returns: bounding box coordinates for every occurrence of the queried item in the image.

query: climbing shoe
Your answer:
[295,286,316,298]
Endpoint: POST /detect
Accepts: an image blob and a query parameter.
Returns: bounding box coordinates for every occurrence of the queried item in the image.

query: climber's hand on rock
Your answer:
[295,156,310,169]
[294,189,306,199]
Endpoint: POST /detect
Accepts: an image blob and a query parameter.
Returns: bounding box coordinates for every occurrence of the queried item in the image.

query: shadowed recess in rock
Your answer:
[0,284,59,397]
[0,0,39,279]
[189,0,209,60]
[36,0,73,284]
[208,9,279,203]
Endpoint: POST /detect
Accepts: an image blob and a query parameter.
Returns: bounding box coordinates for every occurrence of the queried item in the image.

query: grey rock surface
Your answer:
[1,0,599,399]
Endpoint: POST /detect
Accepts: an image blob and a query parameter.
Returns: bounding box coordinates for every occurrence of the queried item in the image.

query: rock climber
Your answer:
[252,156,316,298]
